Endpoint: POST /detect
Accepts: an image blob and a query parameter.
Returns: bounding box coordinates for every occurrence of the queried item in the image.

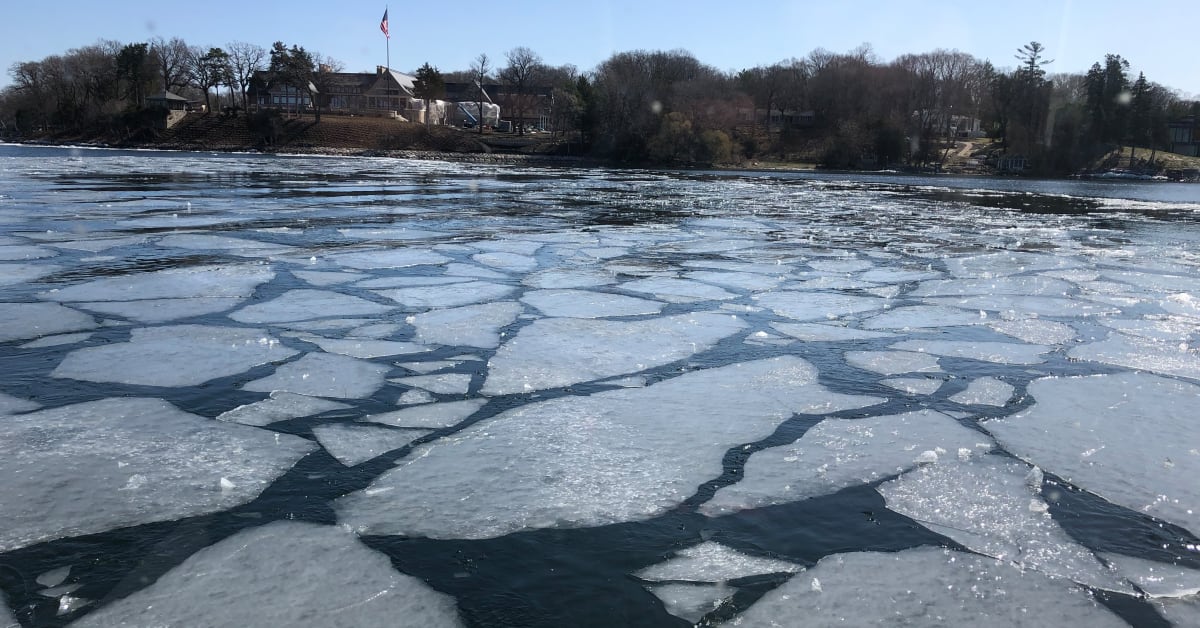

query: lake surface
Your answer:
[1,144,1199,627]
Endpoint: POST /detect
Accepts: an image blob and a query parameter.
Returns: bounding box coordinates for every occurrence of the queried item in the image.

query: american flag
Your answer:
[380,9,389,38]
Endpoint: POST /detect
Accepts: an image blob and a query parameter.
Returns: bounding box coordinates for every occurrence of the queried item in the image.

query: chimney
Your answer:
[377,65,386,75]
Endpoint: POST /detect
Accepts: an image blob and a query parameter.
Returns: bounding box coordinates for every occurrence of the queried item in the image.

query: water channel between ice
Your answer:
[1,144,1199,627]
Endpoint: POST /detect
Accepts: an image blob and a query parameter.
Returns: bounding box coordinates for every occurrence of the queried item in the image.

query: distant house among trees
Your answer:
[146,91,188,129]
[1168,116,1199,157]
[248,66,418,118]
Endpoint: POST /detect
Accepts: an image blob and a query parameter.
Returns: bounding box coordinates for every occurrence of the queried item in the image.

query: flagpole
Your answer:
[385,5,390,73]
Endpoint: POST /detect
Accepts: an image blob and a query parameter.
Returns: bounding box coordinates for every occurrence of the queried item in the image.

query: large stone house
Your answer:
[248,66,418,117]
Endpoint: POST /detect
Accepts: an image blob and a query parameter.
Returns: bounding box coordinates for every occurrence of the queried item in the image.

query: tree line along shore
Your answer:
[4,38,1199,178]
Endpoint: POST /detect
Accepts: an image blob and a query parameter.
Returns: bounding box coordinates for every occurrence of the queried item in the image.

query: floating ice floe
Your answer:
[523,268,616,289]
[328,248,450,270]
[521,289,662,318]
[296,335,429,359]
[945,252,1084,279]
[645,583,732,625]
[243,352,390,399]
[1154,596,1200,627]
[217,391,351,427]
[881,377,943,395]
[472,251,539,273]
[363,399,487,429]
[336,226,448,241]
[635,542,801,582]
[481,312,746,395]
[230,289,393,324]
[391,374,473,395]
[339,357,880,540]
[0,302,97,343]
[395,360,461,374]
[409,301,523,348]
[857,268,942,283]
[75,297,244,323]
[770,322,895,342]
[924,295,1118,318]
[53,325,296,387]
[69,522,464,628]
[910,275,1075,298]
[1069,331,1200,380]
[396,390,437,405]
[444,262,510,279]
[984,373,1200,538]
[156,234,295,256]
[0,244,57,260]
[0,391,40,414]
[0,594,14,627]
[347,322,404,338]
[889,339,1051,365]
[313,424,430,466]
[860,304,983,329]
[845,350,942,376]
[752,292,887,322]
[808,258,873,273]
[1098,553,1200,598]
[949,377,1015,407]
[620,278,737,303]
[879,454,1131,592]
[0,398,314,552]
[293,270,368,286]
[470,239,544,255]
[374,281,516,309]
[0,263,62,287]
[683,271,783,291]
[701,410,985,517]
[1100,318,1199,344]
[989,318,1077,345]
[39,264,273,302]
[717,547,1125,627]
[354,276,473,289]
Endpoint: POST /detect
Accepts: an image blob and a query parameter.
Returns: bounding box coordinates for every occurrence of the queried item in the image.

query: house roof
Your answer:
[147,91,188,102]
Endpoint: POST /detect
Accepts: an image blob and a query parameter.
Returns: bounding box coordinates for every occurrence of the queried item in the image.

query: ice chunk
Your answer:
[328,248,450,270]
[20,332,93,348]
[881,377,943,395]
[1154,596,1200,627]
[395,360,461,374]
[945,252,1083,278]
[355,276,472,289]
[857,268,941,283]
[645,583,732,625]
[242,352,389,399]
[620,277,737,303]
[771,322,895,342]
[471,239,544,255]
[313,424,430,467]
[336,227,448,241]
[397,390,437,405]
[217,391,350,427]
[391,374,473,395]
[410,301,523,348]
[53,325,297,387]
[808,258,873,273]
[911,275,1075,298]
[861,304,983,329]
[0,244,57,260]
[0,398,314,551]
[702,410,987,516]
[684,271,783,291]
[298,336,429,359]
[293,270,367,286]
[925,295,1118,318]
[339,357,880,539]
[635,542,801,582]
[1101,317,1199,344]
[472,251,538,273]
[362,399,487,429]
[0,392,39,414]
[156,234,295,256]
[845,350,941,375]
[444,262,509,279]
[0,263,61,287]
[347,322,404,339]
[374,281,516,309]
[36,565,71,588]
[39,264,273,302]
[230,289,392,324]
[0,302,97,343]
[878,454,1132,592]
[990,318,1077,345]
[522,289,662,318]
[481,312,746,395]
[523,268,616,289]
[985,373,1200,537]
[1070,331,1200,380]
[75,297,244,323]
[949,377,1015,407]
[890,339,1051,365]
[718,547,1125,627]
[69,522,463,628]
[1099,553,1200,598]
[754,292,887,322]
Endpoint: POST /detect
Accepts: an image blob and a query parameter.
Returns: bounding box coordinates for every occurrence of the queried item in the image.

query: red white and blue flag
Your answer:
[380,9,390,39]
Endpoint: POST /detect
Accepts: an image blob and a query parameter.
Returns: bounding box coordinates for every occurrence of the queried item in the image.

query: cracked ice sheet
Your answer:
[0,302,97,343]
[701,410,986,517]
[717,547,1125,628]
[293,270,368,286]
[338,356,880,540]
[243,352,390,399]
[374,281,516,309]
[70,522,463,628]
[156,234,295,256]
[391,374,473,395]
[1098,553,1200,598]
[881,378,943,395]
[521,289,662,318]
[984,373,1200,538]
[620,277,737,303]
[861,304,983,329]
[313,424,430,467]
[410,301,523,348]
[39,264,273,302]
[924,295,1118,318]
[327,248,450,270]
[770,322,895,342]
[74,297,244,323]
[950,377,1015,407]
[217,392,350,427]
[0,263,61,287]
[635,542,801,582]
[754,292,887,322]
[989,318,1077,345]
[1071,331,1200,381]
[878,455,1132,593]
[363,399,487,429]
[523,269,616,289]
[646,583,732,625]
[945,252,1085,278]
[472,251,538,273]
[481,312,746,395]
[845,350,941,376]
[910,275,1076,298]
[683,271,784,291]
[889,339,1051,365]
[0,398,315,552]
[0,245,56,260]
[230,289,393,324]
[296,335,430,359]
[53,325,296,387]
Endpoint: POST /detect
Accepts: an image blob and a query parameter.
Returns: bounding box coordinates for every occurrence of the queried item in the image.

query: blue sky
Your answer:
[2,0,1197,97]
